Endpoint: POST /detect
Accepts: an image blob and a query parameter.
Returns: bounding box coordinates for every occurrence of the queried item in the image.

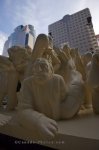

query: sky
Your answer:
[0,0,99,54]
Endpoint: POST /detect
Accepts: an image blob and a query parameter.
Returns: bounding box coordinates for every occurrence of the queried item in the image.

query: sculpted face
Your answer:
[8,46,30,72]
[32,58,53,81]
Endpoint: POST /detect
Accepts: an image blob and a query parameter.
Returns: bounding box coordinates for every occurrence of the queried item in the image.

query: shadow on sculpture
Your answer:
[87,53,99,114]
[0,55,18,110]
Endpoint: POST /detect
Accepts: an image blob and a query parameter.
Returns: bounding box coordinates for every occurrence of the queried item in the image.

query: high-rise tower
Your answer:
[3,25,36,56]
[49,8,98,54]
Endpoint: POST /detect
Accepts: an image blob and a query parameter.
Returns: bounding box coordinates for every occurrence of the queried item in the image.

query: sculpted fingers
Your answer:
[43,127,55,138]
[39,116,58,138]
[48,123,58,136]
[48,118,58,130]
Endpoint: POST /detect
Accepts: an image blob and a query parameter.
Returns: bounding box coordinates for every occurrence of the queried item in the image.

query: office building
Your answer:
[3,25,36,56]
[48,8,98,54]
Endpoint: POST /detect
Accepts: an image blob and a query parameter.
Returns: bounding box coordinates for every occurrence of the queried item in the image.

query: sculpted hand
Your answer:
[38,115,58,139]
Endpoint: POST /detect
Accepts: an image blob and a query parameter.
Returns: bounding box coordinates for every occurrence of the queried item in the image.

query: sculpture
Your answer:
[70,48,93,108]
[0,55,18,110]
[70,48,86,81]
[0,46,31,110]
[56,46,91,109]
[87,53,99,114]
[81,52,92,75]
[8,46,31,82]
[17,58,85,139]
[81,52,93,109]
[0,32,98,141]
[55,48,80,86]
[25,34,61,77]
[0,34,60,110]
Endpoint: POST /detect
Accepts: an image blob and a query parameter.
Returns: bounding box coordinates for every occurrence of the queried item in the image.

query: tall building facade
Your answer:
[48,8,98,54]
[3,25,36,56]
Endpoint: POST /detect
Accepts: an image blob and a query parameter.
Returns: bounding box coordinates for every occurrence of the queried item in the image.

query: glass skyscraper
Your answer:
[3,25,36,56]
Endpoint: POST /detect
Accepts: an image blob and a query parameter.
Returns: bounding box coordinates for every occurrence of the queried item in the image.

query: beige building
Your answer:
[48,8,98,54]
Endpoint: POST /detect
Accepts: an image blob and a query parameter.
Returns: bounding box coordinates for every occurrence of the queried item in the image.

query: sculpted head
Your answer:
[8,46,30,72]
[32,58,54,82]
[62,44,71,59]
[0,56,14,71]
[33,34,49,51]
[33,34,52,51]
[32,34,53,60]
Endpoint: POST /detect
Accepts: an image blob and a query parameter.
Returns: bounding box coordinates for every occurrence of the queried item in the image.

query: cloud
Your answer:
[4,0,78,35]
[4,0,99,35]
[0,31,8,55]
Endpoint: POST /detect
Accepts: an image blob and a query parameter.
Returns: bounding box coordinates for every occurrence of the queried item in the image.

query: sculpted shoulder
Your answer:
[23,76,34,85]
[52,74,65,82]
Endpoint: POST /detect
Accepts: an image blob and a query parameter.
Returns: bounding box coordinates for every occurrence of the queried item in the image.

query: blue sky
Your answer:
[0,0,99,54]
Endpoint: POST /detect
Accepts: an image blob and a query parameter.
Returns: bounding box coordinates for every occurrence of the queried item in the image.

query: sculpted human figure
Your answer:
[70,48,92,108]
[8,46,31,82]
[70,48,86,81]
[25,34,61,77]
[81,52,92,75]
[55,45,84,90]
[0,46,31,110]
[62,44,71,59]
[0,55,18,110]
[87,53,99,114]
[17,58,84,139]
[80,52,93,108]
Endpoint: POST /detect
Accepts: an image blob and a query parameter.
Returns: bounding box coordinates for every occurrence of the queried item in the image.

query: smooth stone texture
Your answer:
[0,109,99,150]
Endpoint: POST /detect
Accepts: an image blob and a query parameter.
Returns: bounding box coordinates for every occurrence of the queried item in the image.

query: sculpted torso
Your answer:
[87,53,99,114]
[18,58,85,139]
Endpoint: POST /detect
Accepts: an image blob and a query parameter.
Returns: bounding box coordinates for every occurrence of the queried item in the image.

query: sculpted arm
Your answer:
[60,71,85,119]
[59,76,67,101]
[50,50,61,72]
[17,78,58,139]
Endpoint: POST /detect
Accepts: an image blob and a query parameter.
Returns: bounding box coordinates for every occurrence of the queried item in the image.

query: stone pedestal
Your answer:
[0,109,99,150]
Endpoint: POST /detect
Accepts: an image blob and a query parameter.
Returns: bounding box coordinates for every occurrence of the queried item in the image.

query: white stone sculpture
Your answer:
[70,48,92,108]
[8,46,30,82]
[17,58,85,139]
[25,34,61,78]
[0,46,32,110]
[81,52,92,75]
[70,48,86,81]
[87,53,99,114]
[0,55,18,110]
[80,52,93,109]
